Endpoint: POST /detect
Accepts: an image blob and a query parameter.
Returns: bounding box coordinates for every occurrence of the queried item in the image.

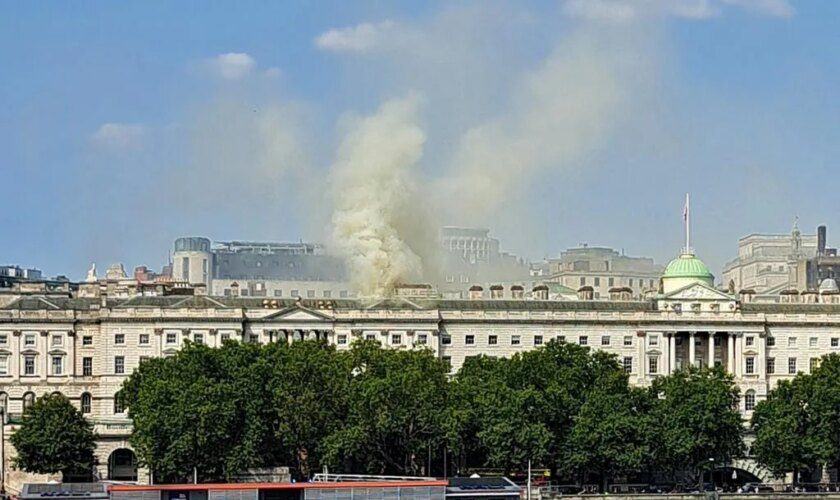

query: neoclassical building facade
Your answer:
[2,250,840,488]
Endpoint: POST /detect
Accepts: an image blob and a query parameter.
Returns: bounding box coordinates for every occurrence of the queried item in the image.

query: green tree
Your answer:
[270,340,350,478]
[507,340,630,478]
[323,340,449,475]
[751,378,818,480]
[121,342,260,482]
[650,366,744,488]
[11,393,97,478]
[564,385,657,491]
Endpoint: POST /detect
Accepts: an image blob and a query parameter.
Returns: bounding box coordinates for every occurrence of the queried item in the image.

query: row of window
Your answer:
[223,289,351,298]
[0,391,124,416]
[0,354,152,376]
[575,277,657,288]
[337,333,430,346]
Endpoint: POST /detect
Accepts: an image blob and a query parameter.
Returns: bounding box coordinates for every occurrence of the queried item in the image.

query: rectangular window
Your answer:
[557,335,566,343]
[290,289,300,297]
[115,356,125,375]
[608,277,615,287]
[648,335,659,347]
[82,335,93,346]
[0,333,7,346]
[193,333,204,345]
[767,336,775,347]
[623,357,633,373]
[623,336,633,346]
[788,357,797,375]
[274,289,283,297]
[489,335,498,345]
[0,355,7,375]
[114,398,124,414]
[534,335,543,346]
[648,356,658,374]
[166,332,177,344]
[323,290,332,298]
[81,395,91,414]
[337,335,347,345]
[139,334,150,345]
[810,358,820,372]
[391,334,402,345]
[181,256,189,281]
[832,338,840,348]
[580,277,586,286]
[51,355,63,376]
[745,356,755,374]
[442,356,452,371]
[594,277,600,286]
[365,334,376,341]
[788,337,797,348]
[307,290,315,298]
[745,336,754,347]
[766,357,775,375]
[24,334,35,347]
[629,279,634,287]
[51,334,63,347]
[417,334,428,345]
[810,337,818,348]
[83,357,93,376]
[24,355,35,375]
[340,290,349,298]
[140,356,150,365]
[465,335,475,345]
[221,333,231,342]
[579,336,588,346]
[602,336,611,346]
[442,335,452,345]
[114,334,125,345]
[511,335,521,346]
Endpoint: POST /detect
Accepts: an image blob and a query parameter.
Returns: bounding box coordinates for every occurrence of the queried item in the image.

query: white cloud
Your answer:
[314,21,398,54]
[208,52,256,80]
[561,0,793,22]
[721,0,794,18]
[89,123,146,150]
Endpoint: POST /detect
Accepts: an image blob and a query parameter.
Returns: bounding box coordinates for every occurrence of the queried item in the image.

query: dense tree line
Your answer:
[751,353,840,482]
[118,339,745,487]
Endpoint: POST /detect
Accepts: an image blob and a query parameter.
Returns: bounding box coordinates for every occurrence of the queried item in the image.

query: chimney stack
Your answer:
[818,225,827,255]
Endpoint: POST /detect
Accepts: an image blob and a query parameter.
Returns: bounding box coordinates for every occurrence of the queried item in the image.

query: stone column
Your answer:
[689,332,696,368]
[668,333,677,373]
[637,331,646,381]
[68,330,76,377]
[758,332,767,379]
[154,328,163,357]
[735,333,743,377]
[39,330,48,380]
[728,333,735,375]
[12,330,21,379]
[708,332,716,368]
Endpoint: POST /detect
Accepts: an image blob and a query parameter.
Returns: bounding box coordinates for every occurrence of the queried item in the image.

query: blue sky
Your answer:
[1,0,838,281]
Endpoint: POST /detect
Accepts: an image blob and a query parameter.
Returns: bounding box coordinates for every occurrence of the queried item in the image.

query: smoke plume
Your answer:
[328,95,431,297]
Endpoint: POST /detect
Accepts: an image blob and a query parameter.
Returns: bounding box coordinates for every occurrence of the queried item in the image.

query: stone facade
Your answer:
[3,260,840,487]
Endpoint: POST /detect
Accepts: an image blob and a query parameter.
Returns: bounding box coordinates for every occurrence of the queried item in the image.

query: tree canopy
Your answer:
[120,337,756,486]
[10,393,97,478]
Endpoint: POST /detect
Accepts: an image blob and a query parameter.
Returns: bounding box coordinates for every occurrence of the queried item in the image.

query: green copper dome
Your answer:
[663,253,714,280]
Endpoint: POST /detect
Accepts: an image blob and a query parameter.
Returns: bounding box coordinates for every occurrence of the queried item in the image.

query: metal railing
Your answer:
[311,473,438,483]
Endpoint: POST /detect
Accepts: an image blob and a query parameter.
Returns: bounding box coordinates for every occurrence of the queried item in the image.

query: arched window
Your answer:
[81,393,92,414]
[22,391,35,412]
[0,392,7,423]
[113,391,124,414]
[745,390,756,411]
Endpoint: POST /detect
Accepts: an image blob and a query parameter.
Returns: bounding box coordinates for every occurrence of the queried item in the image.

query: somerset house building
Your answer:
[1,241,840,487]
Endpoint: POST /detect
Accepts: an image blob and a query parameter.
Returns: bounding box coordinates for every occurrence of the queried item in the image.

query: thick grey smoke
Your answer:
[328,95,431,297]
[322,19,659,296]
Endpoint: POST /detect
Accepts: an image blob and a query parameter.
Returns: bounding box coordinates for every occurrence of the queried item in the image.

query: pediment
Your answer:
[261,304,333,322]
[663,282,734,301]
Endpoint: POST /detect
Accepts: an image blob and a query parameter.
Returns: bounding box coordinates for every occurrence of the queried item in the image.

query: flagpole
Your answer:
[685,193,691,254]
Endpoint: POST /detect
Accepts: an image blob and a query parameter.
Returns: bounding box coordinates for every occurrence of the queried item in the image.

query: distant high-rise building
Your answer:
[722,221,818,294]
